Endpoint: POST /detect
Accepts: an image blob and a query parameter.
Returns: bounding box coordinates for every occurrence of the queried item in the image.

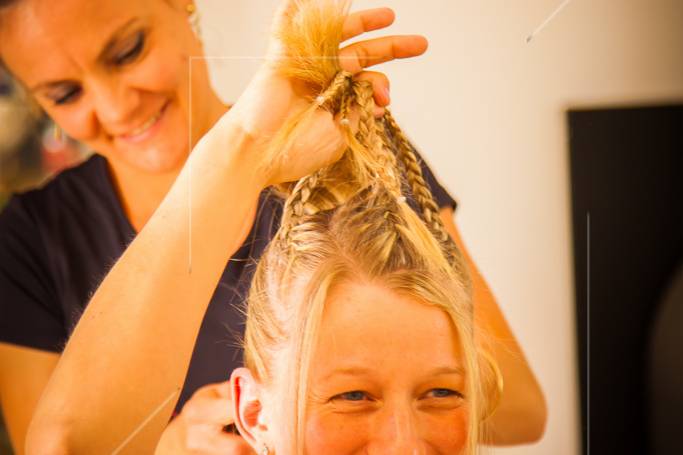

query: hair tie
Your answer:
[313,70,354,110]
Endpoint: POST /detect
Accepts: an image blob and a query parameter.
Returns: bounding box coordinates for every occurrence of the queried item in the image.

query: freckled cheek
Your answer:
[305,413,370,454]
[421,409,469,453]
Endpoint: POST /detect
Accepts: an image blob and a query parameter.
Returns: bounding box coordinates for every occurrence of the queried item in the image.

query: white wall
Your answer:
[198,1,683,454]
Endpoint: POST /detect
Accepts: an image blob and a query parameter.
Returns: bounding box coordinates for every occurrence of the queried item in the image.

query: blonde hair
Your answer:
[242,1,499,453]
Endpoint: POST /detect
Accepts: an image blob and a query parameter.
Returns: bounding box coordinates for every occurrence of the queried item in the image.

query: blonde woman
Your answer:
[232,179,493,454]
[0,0,545,453]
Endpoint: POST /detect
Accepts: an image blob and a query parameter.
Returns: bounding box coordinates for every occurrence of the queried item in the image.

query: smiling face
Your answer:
[0,0,225,174]
[259,280,468,455]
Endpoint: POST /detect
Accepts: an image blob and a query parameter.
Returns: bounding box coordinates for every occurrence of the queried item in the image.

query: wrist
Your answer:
[196,112,270,197]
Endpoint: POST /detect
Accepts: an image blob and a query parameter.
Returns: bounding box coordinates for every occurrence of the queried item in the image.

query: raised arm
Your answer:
[25,117,267,454]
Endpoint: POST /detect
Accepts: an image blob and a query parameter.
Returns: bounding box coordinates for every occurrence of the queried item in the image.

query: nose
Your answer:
[87,75,141,133]
[368,403,427,455]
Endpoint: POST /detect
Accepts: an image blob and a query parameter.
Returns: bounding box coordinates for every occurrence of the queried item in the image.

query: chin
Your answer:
[118,142,189,174]
[109,101,190,174]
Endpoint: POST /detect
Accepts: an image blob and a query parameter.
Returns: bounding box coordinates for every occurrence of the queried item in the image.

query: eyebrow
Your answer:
[95,18,140,64]
[322,365,465,382]
[428,366,466,377]
[323,367,373,380]
[29,18,140,93]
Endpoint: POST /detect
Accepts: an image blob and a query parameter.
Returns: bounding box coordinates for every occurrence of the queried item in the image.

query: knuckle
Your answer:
[181,400,204,421]
[355,46,370,71]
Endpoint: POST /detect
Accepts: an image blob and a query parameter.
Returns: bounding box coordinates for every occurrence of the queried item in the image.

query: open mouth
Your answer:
[118,102,169,144]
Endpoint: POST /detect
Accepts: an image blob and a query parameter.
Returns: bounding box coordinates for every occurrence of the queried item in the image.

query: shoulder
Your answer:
[0,152,129,297]
[0,153,111,277]
[12,153,110,213]
[0,154,122,238]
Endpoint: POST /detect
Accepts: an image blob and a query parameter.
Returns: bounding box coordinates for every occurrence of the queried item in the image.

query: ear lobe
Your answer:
[230,367,268,448]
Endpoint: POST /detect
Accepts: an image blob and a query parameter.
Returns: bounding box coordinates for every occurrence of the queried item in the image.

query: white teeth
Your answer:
[127,109,162,137]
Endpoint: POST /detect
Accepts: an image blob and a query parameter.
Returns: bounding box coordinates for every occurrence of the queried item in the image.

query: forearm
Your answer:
[472,269,547,445]
[27,115,266,454]
[439,209,547,445]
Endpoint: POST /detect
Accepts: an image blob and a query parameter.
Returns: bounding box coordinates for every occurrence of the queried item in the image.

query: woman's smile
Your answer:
[116,100,169,145]
[0,0,225,174]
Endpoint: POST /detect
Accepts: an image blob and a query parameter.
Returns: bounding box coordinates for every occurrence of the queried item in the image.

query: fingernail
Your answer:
[382,87,391,105]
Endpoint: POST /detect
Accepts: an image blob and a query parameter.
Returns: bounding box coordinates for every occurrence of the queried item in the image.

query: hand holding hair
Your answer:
[222,1,428,187]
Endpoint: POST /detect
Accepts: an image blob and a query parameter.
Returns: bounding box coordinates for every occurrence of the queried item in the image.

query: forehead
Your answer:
[313,281,462,376]
[0,0,156,85]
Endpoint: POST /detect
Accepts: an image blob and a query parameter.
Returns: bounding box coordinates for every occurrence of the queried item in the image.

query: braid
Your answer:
[277,71,354,245]
[382,109,472,295]
[278,173,319,240]
[316,70,353,113]
[382,110,440,228]
[351,80,402,197]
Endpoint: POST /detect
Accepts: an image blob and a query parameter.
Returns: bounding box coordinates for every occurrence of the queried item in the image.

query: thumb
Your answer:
[214,380,232,399]
[191,380,232,400]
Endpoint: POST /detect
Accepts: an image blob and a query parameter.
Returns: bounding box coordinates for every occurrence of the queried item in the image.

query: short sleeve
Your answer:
[0,196,66,352]
[408,143,458,212]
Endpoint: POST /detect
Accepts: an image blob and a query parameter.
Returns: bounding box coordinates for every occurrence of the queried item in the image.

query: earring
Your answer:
[53,123,64,142]
[260,445,270,455]
[186,3,201,39]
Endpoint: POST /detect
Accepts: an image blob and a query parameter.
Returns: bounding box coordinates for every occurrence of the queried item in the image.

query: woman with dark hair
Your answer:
[0,0,546,452]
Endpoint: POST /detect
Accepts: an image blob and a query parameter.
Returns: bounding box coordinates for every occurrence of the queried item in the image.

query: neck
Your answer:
[109,97,229,232]
[106,159,178,233]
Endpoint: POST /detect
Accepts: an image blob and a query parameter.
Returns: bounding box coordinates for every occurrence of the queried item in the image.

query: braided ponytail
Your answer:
[265,1,470,291]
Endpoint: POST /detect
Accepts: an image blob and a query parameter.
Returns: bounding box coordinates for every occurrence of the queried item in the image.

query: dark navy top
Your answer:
[0,151,456,412]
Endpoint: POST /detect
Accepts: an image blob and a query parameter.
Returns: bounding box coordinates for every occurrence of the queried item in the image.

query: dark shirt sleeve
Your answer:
[0,196,65,352]
[409,143,458,212]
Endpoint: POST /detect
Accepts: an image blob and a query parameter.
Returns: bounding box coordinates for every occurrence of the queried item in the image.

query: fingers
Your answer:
[183,381,235,425]
[182,396,234,425]
[168,381,253,454]
[190,381,232,400]
[339,35,429,74]
[341,7,396,42]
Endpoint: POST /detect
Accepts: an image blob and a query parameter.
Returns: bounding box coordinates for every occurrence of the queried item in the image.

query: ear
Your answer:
[230,367,269,449]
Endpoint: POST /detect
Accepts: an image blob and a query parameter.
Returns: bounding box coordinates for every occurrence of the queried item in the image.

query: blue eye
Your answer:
[428,388,464,399]
[334,391,368,402]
